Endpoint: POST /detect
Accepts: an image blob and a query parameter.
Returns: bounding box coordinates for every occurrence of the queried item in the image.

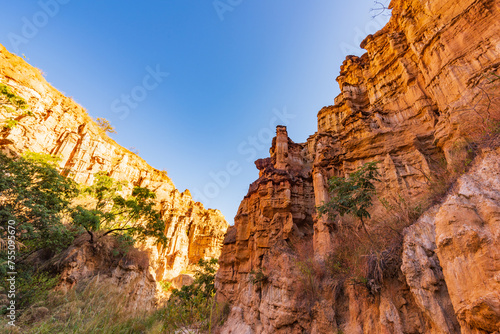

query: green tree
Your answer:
[164,258,222,332]
[193,258,218,297]
[72,171,168,246]
[317,162,380,240]
[171,258,219,302]
[0,152,79,253]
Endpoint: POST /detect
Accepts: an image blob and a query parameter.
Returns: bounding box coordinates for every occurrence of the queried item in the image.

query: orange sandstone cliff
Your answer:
[0,44,228,308]
[215,0,500,333]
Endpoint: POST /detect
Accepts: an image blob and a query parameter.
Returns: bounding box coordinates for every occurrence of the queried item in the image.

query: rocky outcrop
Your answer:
[45,234,158,311]
[401,147,500,334]
[434,148,500,333]
[401,207,460,334]
[216,0,500,332]
[0,44,228,290]
[216,126,317,333]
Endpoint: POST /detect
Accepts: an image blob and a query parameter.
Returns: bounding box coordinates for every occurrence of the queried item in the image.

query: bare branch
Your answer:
[370,0,391,18]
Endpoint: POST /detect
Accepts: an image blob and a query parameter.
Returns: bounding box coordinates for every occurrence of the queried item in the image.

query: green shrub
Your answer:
[165,258,228,333]
[159,280,172,292]
[170,258,218,302]
[0,84,28,111]
[0,83,32,129]
[317,161,380,241]
[249,268,267,285]
[18,271,59,310]
[4,118,18,129]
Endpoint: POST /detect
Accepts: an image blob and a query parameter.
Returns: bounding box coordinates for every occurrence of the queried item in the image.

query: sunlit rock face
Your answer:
[216,0,500,332]
[216,126,317,334]
[433,148,500,333]
[0,44,228,292]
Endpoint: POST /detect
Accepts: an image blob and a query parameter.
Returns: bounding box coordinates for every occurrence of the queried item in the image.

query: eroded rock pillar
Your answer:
[275,125,288,170]
[313,170,333,260]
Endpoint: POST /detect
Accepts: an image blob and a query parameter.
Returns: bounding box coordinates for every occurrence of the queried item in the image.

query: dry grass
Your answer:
[0,276,161,334]
[289,191,428,304]
[291,239,327,306]
[160,293,230,334]
[318,192,428,295]
[0,269,229,334]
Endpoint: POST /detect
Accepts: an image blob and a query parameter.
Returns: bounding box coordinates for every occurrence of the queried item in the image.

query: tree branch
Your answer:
[102,227,134,237]
[83,225,95,244]
[370,0,390,18]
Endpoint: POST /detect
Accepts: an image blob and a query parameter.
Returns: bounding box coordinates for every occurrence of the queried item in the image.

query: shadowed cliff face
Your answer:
[216,0,500,332]
[0,44,228,292]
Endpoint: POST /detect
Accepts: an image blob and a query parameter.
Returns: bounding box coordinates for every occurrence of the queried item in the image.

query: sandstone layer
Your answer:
[216,0,500,332]
[0,44,228,298]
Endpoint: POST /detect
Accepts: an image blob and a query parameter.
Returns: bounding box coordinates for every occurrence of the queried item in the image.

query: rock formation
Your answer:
[46,234,158,311]
[216,0,500,332]
[402,147,500,334]
[0,44,228,297]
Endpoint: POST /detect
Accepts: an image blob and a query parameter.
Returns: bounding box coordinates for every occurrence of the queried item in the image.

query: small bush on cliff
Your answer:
[249,268,267,285]
[72,171,168,246]
[322,193,425,293]
[3,118,18,129]
[316,162,427,292]
[317,161,380,241]
[292,240,333,306]
[0,83,33,130]
[159,280,172,292]
[0,83,28,111]
[94,117,116,134]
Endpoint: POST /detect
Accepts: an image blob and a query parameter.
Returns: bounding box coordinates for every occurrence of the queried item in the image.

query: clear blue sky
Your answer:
[0,1,389,224]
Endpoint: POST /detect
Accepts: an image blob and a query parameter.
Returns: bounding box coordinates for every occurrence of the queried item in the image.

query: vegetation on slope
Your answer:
[0,152,228,333]
[297,103,500,301]
[0,258,228,334]
[0,83,32,130]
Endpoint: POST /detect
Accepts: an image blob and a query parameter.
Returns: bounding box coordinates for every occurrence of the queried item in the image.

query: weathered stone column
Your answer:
[275,125,288,170]
[313,169,333,260]
[313,171,328,207]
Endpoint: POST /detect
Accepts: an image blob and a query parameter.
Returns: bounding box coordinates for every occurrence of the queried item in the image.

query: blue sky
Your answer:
[0,1,389,224]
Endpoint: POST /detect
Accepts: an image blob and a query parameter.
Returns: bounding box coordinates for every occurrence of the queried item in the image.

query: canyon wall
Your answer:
[216,0,500,332]
[0,44,228,294]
